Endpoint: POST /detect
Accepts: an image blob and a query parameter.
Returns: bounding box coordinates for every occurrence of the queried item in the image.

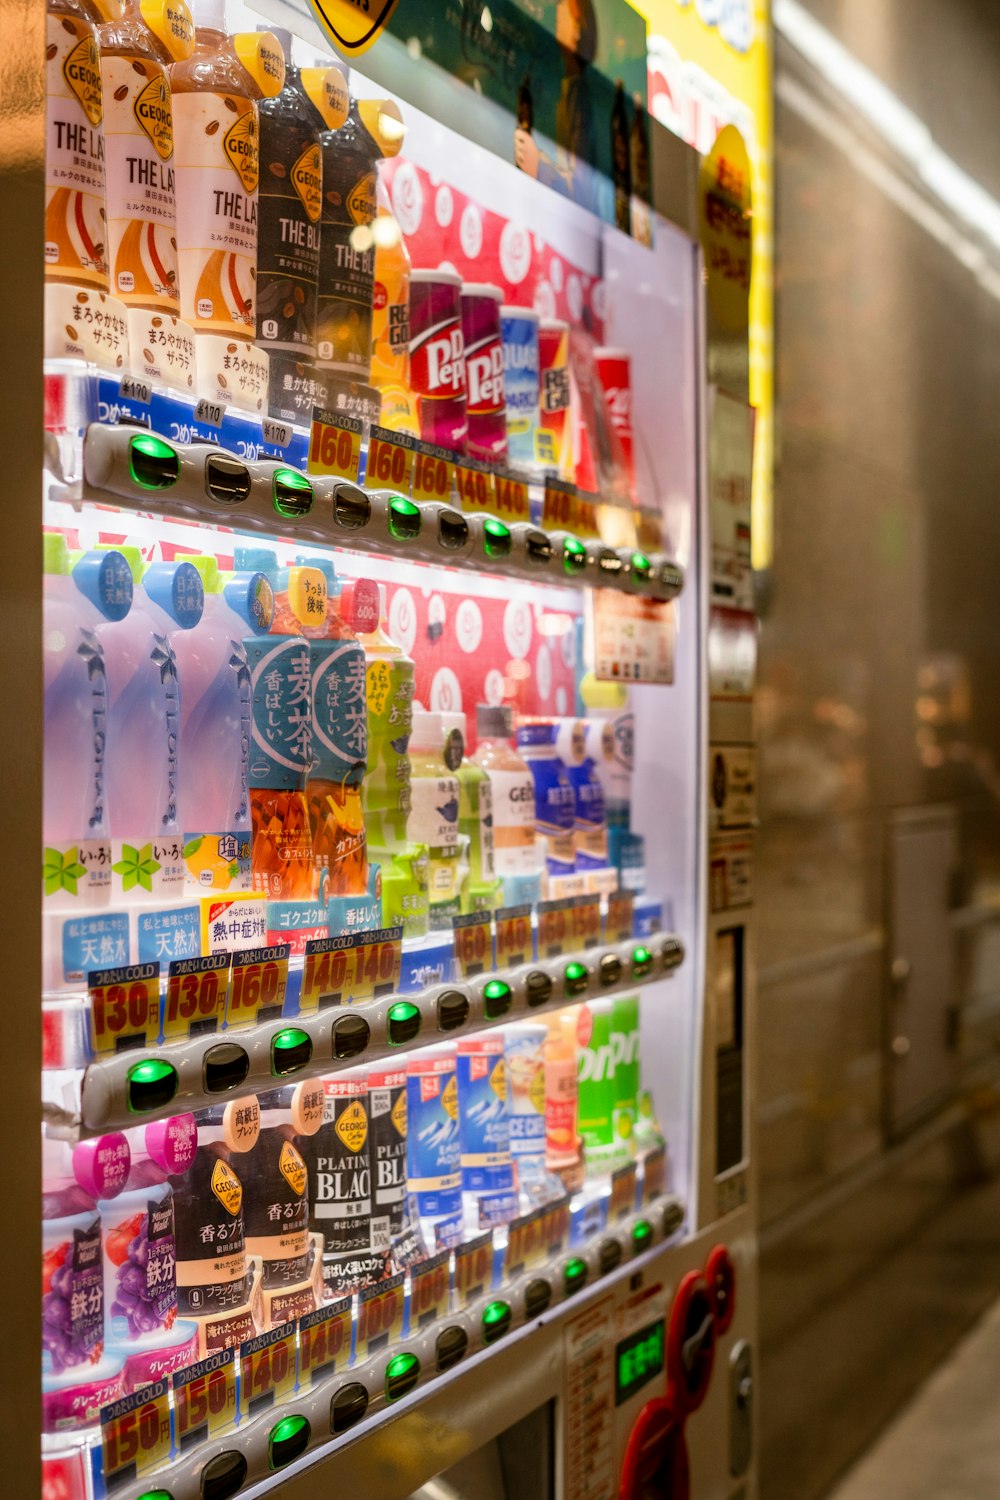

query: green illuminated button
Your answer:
[268,1414,310,1469]
[482,1299,512,1345]
[632,945,653,978]
[387,1000,421,1046]
[562,537,587,575]
[136,1491,174,1500]
[129,434,179,490]
[204,453,251,505]
[630,551,652,583]
[271,1027,312,1076]
[386,1350,421,1401]
[631,1219,654,1254]
[126,1058,178,1114]
[272,467,313,518]
[483,979,512,1019]
[564,961,589,998]
[332,1013,370,1059]
[388,494,421,540]
[563,1257,588,1296]
[483,516,512,559]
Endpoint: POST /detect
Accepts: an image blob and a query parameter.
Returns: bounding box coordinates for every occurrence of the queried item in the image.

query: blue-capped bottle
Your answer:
[515,717,576,887]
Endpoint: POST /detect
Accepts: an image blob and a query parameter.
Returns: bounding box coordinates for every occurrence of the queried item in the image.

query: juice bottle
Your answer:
[243,1082,323,1327]
[176,558,274,892]
[369,175,418,433]
[441,710,499,912]
[42,1132,120,1379]
[516,718,576,889]
[472,704,541,907]
[409,709,461,931]
[45,0,110,291]
[544,1011,582,1191]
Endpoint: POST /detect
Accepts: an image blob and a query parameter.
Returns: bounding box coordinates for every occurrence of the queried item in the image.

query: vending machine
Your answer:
[12,0,759,1496]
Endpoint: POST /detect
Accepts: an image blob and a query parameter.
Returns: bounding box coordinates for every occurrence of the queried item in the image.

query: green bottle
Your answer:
[441,712,501,914]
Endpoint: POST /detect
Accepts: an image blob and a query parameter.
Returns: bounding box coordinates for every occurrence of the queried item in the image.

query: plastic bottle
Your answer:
[406,1047,463,1253]
[305,1075,379,1298]
[243,1083,323,1327]
[369,175,418,433]
[176,558,274,892]
[503,1023,560,1208]
[473,704,542,907]
[409,709,461,930]
[101,554,205,910]
[576,997,618,1172]
[45,0,110,291]
[544,1011,582,1191]
[368,1063,408,1265]
[611,993,640,1152]
[456,1034,517,1231]
[441,710,499,913]
[516,718,576,888]
[43,541,133,975]
[580,674,643,888]
[557,717,610,879]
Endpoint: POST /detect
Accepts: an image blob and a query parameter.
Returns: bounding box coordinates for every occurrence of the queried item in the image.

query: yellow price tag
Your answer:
[453,457,496,514]
[298,1298,352,1387]
[604,890,635,945]
[87,962,160,1055]
[226,944,289,1027]
[307,408,362,480]
[495,903,532,969]
[493,469,531,523]
[542,478,600,540]
[164,952,230,1040]
[100,1381,171,1485]
[409,1250,450,1329]
[411,441,454,504]
[366,425,416,492]
[356,1272,405,1358]
[454,1231,492,1308]
[239,1326,297,1419]
[172,1351,237,1446]
[301,926,403,1010]
[452,911,492,978]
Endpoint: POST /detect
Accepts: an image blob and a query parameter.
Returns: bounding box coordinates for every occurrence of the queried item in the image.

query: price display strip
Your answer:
[172,1349,237,1451]
[540,1194,571,1259]
[604,890,635,945]
[365,424,416,493]
[301,925,403,1011]
[238,1322,297,1421]
[411,439,456,504]
[542,477,600,541]
[307,406,362,480]
[641,1144,667,1206]
[492,467,531,524]
[100,1380,171,1490]
[163,951,231,1042]
[453,454,496,515]
[454,1229,493,1309]
[610,1162,639,1223]
[225,943,289,1028]
[537,894,601,959]
[452,910,493,978]
[494,903,533,969]
[504,1206,549,1279]
[297,1298,352,1388]
[409,1248,451,1332]
[88,962,161,1056]
[356,1270,405,1359]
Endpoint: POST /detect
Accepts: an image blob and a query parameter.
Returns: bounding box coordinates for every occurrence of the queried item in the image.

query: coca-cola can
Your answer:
[593,346,635,499]
[410,268,468,452]
[461,283,507,461]
[538,317,570,471]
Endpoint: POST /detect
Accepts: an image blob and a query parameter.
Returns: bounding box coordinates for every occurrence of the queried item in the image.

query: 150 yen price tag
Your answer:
[100,1381,171,1486]
[172,1350,237,1448]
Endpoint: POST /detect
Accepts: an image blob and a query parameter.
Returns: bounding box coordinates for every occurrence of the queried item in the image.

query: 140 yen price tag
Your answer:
[88,962,160,1055]
[239,1325,297,1419]
[495,904,532,968]
[298,1299,352,1387]
[301,926,402,1010]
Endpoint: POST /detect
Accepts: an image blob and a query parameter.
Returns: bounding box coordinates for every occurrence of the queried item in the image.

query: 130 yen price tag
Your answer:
[411,440,454,503]
[225,944,289,1027]
[307,407,362,480]
[163,951,230,1040]
[88,962,161,1055]
[366,425,415,493]
[300,926,403,1010]
[100,1380,171,1486]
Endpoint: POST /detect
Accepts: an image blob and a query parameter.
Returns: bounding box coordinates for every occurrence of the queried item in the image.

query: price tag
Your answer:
[542,478,600,540]
[411,440,454,504]
[604,890,635,945]
[494,903,533,969]
[539,1194,571,1258]
[87,962,160,1055]
[307,407,362,480]
[298,1299,352,1387]
[611,1162,639,1222]
[453,456,496,514]
[172,1350,237,1448]
[642,1144,667,1205]
[493,468,531,523]
[163,952,230,1040]
[357,1271,405,1358]
[300,926,402,1011]
[100,1380,171,1486]
[452,911,492,978]
[366,425,416,493]
[238,1324,297,1419]
[504,1207,545,1278]
[409,1249,451,1331]
[454,1230,493,1308]
[537,896,601,959]
[226,944,289,1027]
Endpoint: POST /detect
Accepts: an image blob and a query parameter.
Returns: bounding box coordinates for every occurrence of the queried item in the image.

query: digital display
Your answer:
[615,1320,665,1406]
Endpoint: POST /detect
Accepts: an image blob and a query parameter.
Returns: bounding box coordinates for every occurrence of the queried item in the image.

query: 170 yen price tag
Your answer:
[225,944,289,1027]
[164,952,230,1040]
[100,1381,171,1486]
[366,425,416,493]
[88,962,160,1055]
[308,408,362,480]
[300,926,402,1010]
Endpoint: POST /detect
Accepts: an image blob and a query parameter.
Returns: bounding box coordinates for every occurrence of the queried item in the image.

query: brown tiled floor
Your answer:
[826,1297,1000,1500]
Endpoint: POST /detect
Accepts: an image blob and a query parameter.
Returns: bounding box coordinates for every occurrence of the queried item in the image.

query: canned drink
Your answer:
[538,318,571,472]
[593,346,635,499]
[410,268,468,452]
[461,283,507,461]
[501,305,541,467]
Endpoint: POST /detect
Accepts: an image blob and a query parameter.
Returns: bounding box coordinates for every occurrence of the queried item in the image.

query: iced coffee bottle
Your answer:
[45,0,111,292]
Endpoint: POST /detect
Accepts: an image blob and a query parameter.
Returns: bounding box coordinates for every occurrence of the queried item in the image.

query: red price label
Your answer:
[493,469,531,523]
[366,426,416,493]
[164,952,230,1040]
[495,904,532,970]
[642,1145,667,1205]
[537,897,601,959]
[504,1209,544,1277]
[172,1352,237,1445]
[454,1231,492,1308]
[298,1299,352,1387]
[301,926,402,1011]
[239,1325,297,1418]
[604,891,635,945]
[411,442,453,503]
[357,1272,405,1358]
[226,944,289,1027]
[452,912,492,978]
[453,459,496,514]
[88,962,160,1055]
[409,1251,451,1330]
[611,1162,638,1222]
[100,1380,171,1484]
[542,479,600,540]
[307,408,362,479]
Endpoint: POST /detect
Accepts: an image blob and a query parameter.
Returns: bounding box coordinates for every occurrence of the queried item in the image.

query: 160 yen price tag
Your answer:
[225,944,289,1027]
[307,408,362,480]
[366,425,415,493]
[163,951,230,1040]
[494,903,532,969]
[411,441,454,503]
[88,962,160,1055]
[100,1381,171,1486]
[301,926,402,1010]
[452,911,492,978]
